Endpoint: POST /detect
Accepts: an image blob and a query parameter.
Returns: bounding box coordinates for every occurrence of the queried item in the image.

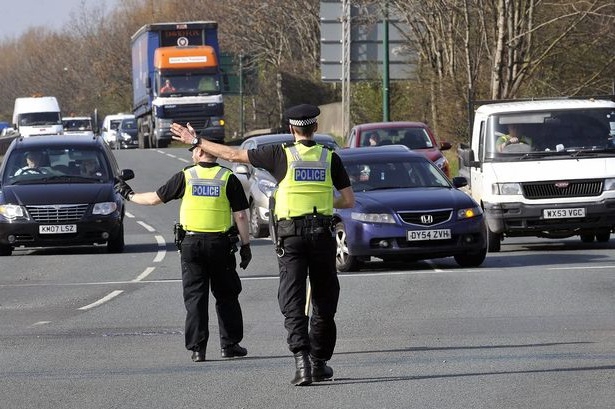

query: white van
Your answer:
[12,96,63,137]
[457,97,615,252]
[101,113,133,149]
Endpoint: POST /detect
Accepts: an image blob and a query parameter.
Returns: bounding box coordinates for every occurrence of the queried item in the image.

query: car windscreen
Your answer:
[343,157,451,191]
[3,147,110,184]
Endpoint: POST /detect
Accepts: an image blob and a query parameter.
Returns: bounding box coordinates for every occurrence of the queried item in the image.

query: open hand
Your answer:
[171,122,196,144]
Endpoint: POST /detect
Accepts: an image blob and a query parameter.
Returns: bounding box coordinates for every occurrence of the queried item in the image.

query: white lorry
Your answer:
[12,96,63,137]
[457,97,615,252]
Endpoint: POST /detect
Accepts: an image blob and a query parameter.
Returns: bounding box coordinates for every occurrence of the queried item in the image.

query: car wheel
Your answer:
[335,223,360,272]
[487,227,501,252]
[107,223,125,253]
[580,233,595,243]
[454,247,487,267]
[249,202,269,238]
[595,229,610,243]
[0,244,13,256]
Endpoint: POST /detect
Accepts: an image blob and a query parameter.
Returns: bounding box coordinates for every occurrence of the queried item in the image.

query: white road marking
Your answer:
[125,211,135,218]
[137,221,156,232]
[78,290,124,310]
[153,235,167,262]
[31,321,51,326]
[133,267,155,282]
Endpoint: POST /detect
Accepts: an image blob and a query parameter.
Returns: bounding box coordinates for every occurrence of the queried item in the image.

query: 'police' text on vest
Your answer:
[294,168,326,182]
[192,184,221,197]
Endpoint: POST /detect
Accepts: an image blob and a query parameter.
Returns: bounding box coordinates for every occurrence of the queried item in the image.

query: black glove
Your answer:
[239,244,252,269]
[115,179,135,201]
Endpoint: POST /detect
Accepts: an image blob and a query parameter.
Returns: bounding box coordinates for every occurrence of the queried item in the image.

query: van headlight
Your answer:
[604,178,615,191]
[492,183,522,195]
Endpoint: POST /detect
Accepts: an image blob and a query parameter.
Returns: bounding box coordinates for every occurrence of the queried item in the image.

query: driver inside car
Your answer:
[14,151,48,176]
[496,124,532,152]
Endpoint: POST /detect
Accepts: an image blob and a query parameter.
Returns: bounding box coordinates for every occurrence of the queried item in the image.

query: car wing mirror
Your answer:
[120,169,135,181]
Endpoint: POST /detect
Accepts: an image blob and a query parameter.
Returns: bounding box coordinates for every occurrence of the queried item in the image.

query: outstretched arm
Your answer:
[170,122,251,164]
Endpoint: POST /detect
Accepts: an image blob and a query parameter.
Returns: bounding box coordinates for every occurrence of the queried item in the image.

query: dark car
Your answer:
[231,133,340,238]
[345,121,453,177]
[0,135,134,256]
[333,145,486,272]
[117,117,138,149]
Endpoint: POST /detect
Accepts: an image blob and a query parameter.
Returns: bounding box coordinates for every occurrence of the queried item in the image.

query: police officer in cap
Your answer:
[170,105,355,385]
[115,129,252,362]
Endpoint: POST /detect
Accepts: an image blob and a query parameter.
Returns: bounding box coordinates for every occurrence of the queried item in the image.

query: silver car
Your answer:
[232,133,340,238]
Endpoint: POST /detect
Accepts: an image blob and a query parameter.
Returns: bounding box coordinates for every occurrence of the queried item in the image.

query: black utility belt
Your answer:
[277,215,333,238]
[185,230,226,238]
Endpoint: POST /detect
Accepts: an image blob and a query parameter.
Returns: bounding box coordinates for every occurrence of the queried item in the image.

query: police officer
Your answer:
[170,104,355,385]
[114,131,252,363]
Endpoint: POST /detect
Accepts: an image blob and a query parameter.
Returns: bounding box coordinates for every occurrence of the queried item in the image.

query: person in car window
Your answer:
[80,158,101,177]
[160,79,176,93]
[496,124,532,152]
[14,151,47,176]
[170,104,355,386]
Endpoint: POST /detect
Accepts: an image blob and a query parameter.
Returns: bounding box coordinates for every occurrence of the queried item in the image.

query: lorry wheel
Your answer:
[487,229,501,252]
[580,233,595,243]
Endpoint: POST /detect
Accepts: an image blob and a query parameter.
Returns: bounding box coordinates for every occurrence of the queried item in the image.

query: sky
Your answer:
[0,0,120,40]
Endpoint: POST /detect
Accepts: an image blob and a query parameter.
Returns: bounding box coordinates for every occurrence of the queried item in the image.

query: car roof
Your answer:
[242,133,338,146]
[11,134,103,150]
[337,145,425,160]
[352,121,429,131]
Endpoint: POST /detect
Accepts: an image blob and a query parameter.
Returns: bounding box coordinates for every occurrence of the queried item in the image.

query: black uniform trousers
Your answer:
[277,232,340,361]
[180,233,243,351]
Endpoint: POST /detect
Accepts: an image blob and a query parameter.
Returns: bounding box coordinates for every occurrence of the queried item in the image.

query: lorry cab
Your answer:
[12,96,63,137]
[458,98,615,251]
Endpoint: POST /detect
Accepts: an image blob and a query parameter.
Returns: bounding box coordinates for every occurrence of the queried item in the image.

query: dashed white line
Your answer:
[78,290,124,310]
[31,321,51,326]
[137,220,156,232]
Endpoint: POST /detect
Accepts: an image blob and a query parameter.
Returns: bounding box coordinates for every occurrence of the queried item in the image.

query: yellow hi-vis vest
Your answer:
[180,166,232,232]
[274,143,333,219]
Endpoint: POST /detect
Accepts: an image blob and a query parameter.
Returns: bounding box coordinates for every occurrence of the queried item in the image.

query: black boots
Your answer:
[291,351,312,386]
[311,357,334,382]
[291,351,334,385]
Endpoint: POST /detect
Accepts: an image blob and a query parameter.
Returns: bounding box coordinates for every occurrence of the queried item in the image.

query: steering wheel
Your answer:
[502,142,531,153]
[19,167,43,175]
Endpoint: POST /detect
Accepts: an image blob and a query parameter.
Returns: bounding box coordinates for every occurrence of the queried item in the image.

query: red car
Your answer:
[345,121,453,177]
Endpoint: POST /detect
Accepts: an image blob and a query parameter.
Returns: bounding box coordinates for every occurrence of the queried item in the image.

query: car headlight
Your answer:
[0,204,26,220]
[351,212,396,224]
[492,182,522,195]
[604,178,615,191]
[120,132,131,141]
[457,206,483,220]
[257,179,277,198]
[93,202,118,215]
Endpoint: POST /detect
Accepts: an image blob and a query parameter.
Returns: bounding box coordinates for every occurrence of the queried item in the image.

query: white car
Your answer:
[62,116,95,137]
[101,113,134,148]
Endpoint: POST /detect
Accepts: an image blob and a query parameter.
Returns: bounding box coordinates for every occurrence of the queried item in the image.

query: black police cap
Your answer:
[285,104,320,127]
